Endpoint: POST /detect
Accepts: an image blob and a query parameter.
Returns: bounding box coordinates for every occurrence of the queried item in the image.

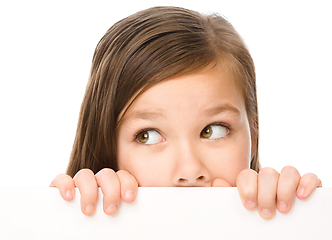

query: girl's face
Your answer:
[117,64,251,187]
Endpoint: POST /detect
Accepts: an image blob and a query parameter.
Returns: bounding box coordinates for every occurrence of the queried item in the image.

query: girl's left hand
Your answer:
[235,166,322,219]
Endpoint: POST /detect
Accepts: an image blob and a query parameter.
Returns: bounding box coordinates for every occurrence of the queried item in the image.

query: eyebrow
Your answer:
[122,110,167,123]
[121,104,241,124]
[202,104,241,117]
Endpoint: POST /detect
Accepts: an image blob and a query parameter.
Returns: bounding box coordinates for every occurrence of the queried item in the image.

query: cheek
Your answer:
[207,150,249,186]
[207,132,251,186]
[117,143,171,187]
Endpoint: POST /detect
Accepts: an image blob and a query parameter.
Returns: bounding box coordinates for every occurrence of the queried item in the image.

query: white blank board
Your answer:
[0,187,331,239]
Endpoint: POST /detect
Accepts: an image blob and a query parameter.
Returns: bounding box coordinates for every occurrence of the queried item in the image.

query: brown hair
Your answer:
[66,6,260,177]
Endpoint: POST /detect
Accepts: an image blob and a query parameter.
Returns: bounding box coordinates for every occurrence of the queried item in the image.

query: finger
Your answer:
[257,167,279,219]
[211,178,233,187]
[95,168,121,215]
[74,169,98,216]
[296,173,322,200]
[236,169,258,210]
[117,170,139,203]
[276,166,301,213]
[50,174,75,201]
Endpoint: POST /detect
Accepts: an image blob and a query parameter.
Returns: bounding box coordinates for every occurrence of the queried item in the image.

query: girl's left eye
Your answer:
[201,124,229,139]
[136,130,165,145]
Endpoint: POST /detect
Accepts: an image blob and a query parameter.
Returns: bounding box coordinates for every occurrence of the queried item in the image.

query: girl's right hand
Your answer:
[50,168,138,216]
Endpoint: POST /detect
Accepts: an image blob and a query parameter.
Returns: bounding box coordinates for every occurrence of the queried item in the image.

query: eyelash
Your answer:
[209,122,230,129]
[134,128,161,144]
[134,122,231,145]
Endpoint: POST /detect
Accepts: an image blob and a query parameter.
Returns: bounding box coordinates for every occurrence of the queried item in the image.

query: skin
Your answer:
[50,64,322,219]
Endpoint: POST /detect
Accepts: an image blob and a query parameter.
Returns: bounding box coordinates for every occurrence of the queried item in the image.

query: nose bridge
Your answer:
[171,138,210,186]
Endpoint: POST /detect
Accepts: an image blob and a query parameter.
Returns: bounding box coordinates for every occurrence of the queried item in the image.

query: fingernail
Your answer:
[106,204,117,215]
[66,190,72,198]
[245,201,256,209]
[261,209,272,218]
[298,188,306,197]
[278,201,288,210]
[125,190,134,200]
[85,204,95,215]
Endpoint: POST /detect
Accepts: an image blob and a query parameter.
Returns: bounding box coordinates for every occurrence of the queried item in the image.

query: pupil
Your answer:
[138,131,149,143]
[202,126,212,138]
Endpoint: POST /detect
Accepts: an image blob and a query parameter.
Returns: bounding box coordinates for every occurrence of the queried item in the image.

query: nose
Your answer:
[177,175,208,186]
[171,142,211,187]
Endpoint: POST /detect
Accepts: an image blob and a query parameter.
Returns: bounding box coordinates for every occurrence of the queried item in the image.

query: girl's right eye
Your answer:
[136,130,165,145]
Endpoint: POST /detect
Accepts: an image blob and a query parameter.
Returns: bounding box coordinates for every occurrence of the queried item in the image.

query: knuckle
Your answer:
[74,168,94,179]
[241,168,257,176]
[300,173,320,187]
[52,174,74,188]
[54,173,67,180]
[116,171,138,191]
[97,168,116,176]
[52,173,65,182]
[238,169,257,179]
[60,176,74,188]
[96,169,119,189]
[281,166,299,176]
[237,169,257,182]
[303,172,319,179]
[116,169,130,176]
[117,170,133,181]
[259,167,279,178]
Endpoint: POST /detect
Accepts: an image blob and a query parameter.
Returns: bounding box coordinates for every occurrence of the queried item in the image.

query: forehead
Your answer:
[121,64,247,123]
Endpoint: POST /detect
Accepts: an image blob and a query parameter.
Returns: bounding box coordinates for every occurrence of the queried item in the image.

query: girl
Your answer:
[50,6,322,220]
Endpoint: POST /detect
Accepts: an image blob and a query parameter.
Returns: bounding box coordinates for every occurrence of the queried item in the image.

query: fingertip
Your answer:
[296,187,307,199]
[122,190,136,203]
[244,200,257,210]
[104,204,118,215]
[259,208,275,220]
[66,189,73,198]
[50,174,76,201]
[277,201,291,213]
[64,189,75,201]
[82,204,95,216]
[296,172,321,200]
[61,181,76,201]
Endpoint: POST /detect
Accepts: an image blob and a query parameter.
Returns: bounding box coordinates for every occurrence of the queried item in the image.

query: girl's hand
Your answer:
[236,166,322,219]
[50,169,138,216]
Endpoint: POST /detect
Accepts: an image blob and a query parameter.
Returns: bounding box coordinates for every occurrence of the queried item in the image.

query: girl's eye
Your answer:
[201,124,229,139]
[136,130,164,145]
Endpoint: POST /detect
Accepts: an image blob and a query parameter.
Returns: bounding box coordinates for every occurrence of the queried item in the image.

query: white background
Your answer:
[0,0,331,187]
[1,188,331,239]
